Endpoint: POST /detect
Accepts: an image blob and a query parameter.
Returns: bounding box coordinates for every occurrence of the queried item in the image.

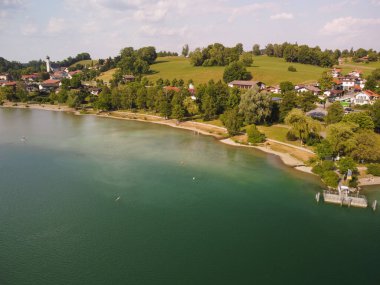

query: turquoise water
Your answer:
[0,108,379,285]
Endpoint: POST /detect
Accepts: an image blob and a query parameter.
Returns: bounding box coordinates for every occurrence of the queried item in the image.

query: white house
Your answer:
[331,68,342,78]
[228,80,266,90]
[0,73,9,81]
[349,70,362,78]
[351,92,371,105]
[267,85,281,94]
[342,78,355,90]
[296,85,321,96]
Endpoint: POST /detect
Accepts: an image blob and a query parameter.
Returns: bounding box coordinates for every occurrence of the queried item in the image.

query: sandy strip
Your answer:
[220,138,314,174]
[358,177,380,186]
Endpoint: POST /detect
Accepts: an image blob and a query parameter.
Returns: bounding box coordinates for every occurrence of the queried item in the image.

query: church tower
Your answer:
[46,56,51,73]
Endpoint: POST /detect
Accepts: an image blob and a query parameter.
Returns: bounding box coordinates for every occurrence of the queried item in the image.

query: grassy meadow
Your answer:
[70,59,99,68]
[338,60,380,77]
[147,56,328,86]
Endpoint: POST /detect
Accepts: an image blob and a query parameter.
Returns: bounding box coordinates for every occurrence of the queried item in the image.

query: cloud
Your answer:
[270,13,294,20]
[228,2,275,22]
[0,0,25,9]
[371,0,380,5]
[320,17,380,35]
[140,24,188,37]
[47,18,66,34]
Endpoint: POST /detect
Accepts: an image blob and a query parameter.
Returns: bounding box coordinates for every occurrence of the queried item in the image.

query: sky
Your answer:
[1,0,380,62]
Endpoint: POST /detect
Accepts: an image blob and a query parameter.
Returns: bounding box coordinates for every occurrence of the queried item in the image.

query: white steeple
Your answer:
[46,56,51,73]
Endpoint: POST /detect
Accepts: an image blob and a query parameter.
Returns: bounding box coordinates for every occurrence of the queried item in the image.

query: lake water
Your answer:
[0,108,380,285]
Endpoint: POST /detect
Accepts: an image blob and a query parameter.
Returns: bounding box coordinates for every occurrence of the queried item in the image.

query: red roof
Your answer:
[333,78,342,84]
[2,81,17,86]
[42,79,60,85]
[354,85,362,90]
[164,86,180,92]
[21,74,39,80]
[364,90,380,97]
[69,70,82,76]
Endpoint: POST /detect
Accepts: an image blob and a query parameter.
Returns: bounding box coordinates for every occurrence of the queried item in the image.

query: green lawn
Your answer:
[257,125,303,147]
[70,59,99,68]
[337,61,380,77]
[97,68,119,82]
[147,56,327,86]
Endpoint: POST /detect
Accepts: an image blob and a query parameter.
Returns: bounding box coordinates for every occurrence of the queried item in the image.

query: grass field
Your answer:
[70,59,99,68]
[337,61,380,77]
[97,68,119,82]
[147,56,328,86]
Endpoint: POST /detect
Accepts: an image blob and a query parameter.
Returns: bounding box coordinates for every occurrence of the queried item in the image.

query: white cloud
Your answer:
[371,0,380,5]
[140,24,188,37]
[270,13,294,20]
[320,17,380,35]
[47,18,66,34]
[229,2,275,22]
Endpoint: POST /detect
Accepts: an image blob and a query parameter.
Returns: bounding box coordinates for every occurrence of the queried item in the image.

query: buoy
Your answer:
[193,177,196,180]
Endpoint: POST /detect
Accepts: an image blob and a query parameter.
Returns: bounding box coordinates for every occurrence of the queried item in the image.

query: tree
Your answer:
[246,124,266,143]
[220,108,243,136]
[137,46,157,65]
[371,99,380,132]
[342,112,375,130]
[223,61,251,83]
[182,44,189,57]
[240,52,253,66]
[171,92,185,121]
[235,43,244,55]
[326,102,344,124]
[97,86,112,110]
[279,81,294,94]
[285,109,321,143]
[0,86,15,101]
[265,44,274,56]
[364,76,378,91]
[318,71,333,91]
[326,122,357,156]
[238,87,272,125]
[279,91,297,122]
[351,131,380,162]
[252,44,261,56]
[338,157,357,175]
[316,140,334,159]
[183,97,199,116]
[298,91,317,112]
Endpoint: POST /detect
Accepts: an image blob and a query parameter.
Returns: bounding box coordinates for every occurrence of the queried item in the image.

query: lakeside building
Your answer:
[228,80,266,90]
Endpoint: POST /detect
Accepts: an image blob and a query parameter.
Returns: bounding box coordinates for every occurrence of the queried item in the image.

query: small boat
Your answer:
[372,200,377,211]
[315,192,320,203]
[115,196,121,202]
[20,136,27,142]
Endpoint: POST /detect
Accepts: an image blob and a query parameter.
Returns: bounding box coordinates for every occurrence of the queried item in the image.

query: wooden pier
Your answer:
[322,190,368,208]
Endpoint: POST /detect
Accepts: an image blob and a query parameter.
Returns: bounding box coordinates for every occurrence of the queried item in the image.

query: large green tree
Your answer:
[285,109,321,143]
[342,112,375,130]
[223,61,251,83]
[325,122,357,156]
[238,87,272,125]
[220,108,243,136]
[326,102,344,124]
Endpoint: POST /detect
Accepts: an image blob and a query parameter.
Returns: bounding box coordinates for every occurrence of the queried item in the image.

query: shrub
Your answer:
[286,131,298,141]
[337,157,357,175]
[288,66,297,72]
[321,171,340,188]
[312,160,335,176]
[246,124,266,144]
[367,163,380,176]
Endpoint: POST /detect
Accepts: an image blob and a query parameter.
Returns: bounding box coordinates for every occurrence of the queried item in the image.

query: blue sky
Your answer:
[1,0,380,62]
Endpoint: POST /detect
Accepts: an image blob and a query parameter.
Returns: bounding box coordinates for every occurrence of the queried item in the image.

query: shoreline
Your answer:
[2,102,379,186]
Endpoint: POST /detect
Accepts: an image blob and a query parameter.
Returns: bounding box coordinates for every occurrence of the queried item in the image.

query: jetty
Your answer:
[322,185,368,208]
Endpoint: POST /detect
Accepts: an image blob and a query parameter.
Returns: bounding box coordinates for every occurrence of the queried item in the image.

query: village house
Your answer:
[0,73,9,81]
[1,81,17,90]
[51,70,69,80]
[342,77,355,90]
[68,70,82,79]
[349,70,363,78]
[295,85,321,96]
[267,85,281,94]
[39,79,61,92]
[123,75,135,83]
[331,68,342,78]
[21,74,39,82]
[351,90,380,105]
[228,80,266,90]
